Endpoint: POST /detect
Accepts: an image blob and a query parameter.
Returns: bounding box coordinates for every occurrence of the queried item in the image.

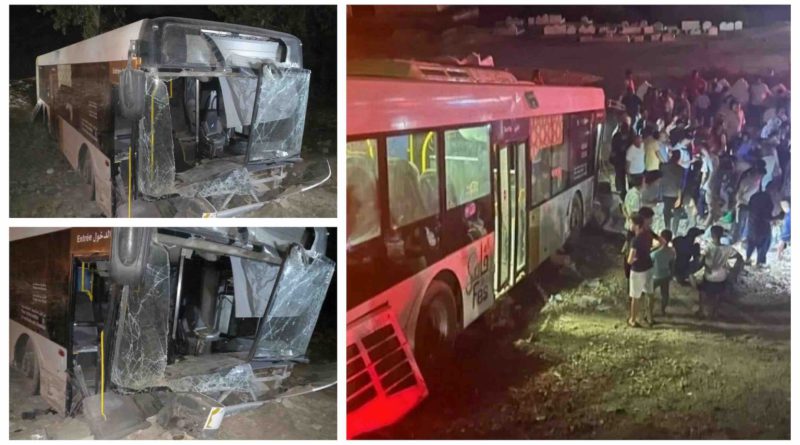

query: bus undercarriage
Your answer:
[67,228,335,438]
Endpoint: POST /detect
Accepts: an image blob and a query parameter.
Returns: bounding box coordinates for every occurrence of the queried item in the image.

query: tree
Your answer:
[37,6,126,39]
[208,6,337,106]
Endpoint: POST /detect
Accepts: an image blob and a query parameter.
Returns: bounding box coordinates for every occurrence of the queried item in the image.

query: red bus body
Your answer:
[346,60,605,437]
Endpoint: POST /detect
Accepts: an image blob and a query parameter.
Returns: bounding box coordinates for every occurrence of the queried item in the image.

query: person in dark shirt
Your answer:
[660,150,685,235]
[626,208,665,327]
[621,86,643,122]
[610,118,634,199]
[672,227,705,284]
[746,183,776,267]
[626,214,650,327]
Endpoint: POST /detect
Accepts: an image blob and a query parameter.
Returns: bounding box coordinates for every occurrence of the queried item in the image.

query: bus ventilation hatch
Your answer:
[346,306,428,438]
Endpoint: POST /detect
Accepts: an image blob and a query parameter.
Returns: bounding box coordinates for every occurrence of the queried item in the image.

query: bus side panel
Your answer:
[536,178,594,264]
[527,206,542,273]
[10,230,72,414]
[10,320,68,414]
[58,117,113,216]
[346,233,495,350]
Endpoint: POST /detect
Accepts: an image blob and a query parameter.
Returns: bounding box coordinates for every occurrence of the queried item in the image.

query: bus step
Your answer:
[73,321,98,328]
[73,345,99,355]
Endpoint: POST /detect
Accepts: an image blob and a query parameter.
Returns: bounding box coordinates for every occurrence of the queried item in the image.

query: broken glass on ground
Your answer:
[252,245,335,360]
[164,363,255,396]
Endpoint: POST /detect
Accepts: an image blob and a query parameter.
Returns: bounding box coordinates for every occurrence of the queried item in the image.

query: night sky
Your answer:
[350,5,790,28]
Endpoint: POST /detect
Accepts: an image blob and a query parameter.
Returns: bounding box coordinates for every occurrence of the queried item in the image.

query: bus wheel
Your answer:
[16,340,40,395]
[414,280,458,388]
[568,193,584,244]
[78,148,96,200]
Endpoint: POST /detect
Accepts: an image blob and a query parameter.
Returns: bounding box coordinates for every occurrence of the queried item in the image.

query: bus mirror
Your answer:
[118,68,147,119]
[110,227,154,285]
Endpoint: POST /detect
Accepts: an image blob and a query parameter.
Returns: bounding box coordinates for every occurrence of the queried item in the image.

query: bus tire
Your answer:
[15,337,40,396]
[413,280,458,388]
[78,146,96,201]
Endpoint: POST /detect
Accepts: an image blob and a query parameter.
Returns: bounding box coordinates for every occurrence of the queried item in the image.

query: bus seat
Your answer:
[419,170,438,215]
[446,175,459,209]
[388,159,427,227]
[201,108,226,158]
[346,155,380,243]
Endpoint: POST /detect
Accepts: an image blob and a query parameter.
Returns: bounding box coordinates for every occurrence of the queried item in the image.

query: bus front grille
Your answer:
[346,306,428,437]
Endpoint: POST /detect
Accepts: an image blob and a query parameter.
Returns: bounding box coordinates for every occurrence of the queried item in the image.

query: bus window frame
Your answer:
[346,137,382,247]
[528,111,602,212]
[442,124,493,211]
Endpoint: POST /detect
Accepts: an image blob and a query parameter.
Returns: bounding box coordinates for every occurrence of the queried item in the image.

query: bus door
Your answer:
[68,257,110,409]
[492,119,529,295]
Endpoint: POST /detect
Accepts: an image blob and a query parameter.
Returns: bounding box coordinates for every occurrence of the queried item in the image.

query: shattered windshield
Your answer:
[246,65,310,164]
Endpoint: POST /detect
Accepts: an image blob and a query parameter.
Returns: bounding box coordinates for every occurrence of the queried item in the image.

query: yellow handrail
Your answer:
[421,131,435,172]
[100,330,106,420]
[80,262,94,301]
[149,85,155,180]
[127,146,132,218]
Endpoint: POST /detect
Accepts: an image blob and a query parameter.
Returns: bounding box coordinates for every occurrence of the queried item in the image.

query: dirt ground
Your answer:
[9,79,336,218]
[367,228,790,439]
[9,366,336,440]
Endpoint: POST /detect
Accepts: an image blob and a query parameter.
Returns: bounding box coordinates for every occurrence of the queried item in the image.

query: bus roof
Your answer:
[36,17,302,67]
[347,75,605,136]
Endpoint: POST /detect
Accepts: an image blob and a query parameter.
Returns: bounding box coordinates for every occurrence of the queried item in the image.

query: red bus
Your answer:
[346,59,605,437]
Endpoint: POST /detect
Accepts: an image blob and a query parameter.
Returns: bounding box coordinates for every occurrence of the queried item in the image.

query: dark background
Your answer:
[350,4,789,26]
[10,5,336,108]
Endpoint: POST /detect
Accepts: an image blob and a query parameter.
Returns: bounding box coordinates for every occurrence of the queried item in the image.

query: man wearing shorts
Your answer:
[627,214,665,327]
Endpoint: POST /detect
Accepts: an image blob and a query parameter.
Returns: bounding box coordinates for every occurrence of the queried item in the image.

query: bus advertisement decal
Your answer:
[466,235,493,311]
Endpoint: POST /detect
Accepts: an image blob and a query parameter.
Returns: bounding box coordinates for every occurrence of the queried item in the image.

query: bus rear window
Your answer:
[387,132,439,227]
[347,140,380,246]
[444,125,490,209]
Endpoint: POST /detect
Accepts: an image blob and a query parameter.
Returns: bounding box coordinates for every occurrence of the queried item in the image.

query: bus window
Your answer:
[444,125,491,209]
[531,145,551,206]
[347,139,380,245]
[568,113,594,184]
[551,141,569,195]
[387,132,439,227]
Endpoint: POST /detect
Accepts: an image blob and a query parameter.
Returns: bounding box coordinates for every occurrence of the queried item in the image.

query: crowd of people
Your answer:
[609,68,791,327]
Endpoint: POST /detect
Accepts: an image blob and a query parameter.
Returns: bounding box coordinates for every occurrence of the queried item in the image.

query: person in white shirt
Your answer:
[730,78,750,106]
[698,225,742,318]
[761,108,787,139]
[626,134,646,181]
[748,77,773,125]
[714,77,731,94]
[693,88,711,126]
[760,143,782,190]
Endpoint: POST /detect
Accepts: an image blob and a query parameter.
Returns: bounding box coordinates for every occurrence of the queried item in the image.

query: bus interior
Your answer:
[68,228,334,420]
[114,21,315,216]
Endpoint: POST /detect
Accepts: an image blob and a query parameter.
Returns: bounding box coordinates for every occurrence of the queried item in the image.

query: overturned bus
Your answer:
[35,17,319,217]
[10,227,335,437]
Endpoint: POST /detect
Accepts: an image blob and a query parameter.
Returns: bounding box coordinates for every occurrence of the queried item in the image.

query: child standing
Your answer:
[698,225,743,318]
[651,230,676,316]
